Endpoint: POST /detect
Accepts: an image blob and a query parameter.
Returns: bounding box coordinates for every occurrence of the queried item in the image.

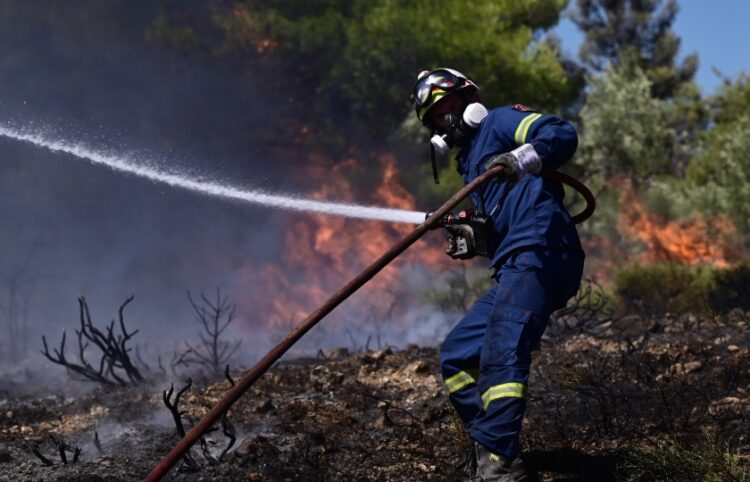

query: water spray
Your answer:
[138,165,594,480]
[0,126,427,225]
[2,125,594,480]
[143,165,514,481]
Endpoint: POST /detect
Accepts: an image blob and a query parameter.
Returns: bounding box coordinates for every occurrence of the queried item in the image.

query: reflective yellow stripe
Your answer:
[481,382,527,409]
[513,113,542,145]
[445,369,479,393]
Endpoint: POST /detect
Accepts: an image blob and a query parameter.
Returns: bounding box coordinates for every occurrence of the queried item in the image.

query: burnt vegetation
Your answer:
[162,377,237,472]
[40,290,244,387]
[20,267,749,479]
[174,289,242,378]
[31,434,81,467]
[3,291,746,480]
[41,296,145,386]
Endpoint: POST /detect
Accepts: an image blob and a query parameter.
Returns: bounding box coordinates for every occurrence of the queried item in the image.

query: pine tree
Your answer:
[571,0,697,99]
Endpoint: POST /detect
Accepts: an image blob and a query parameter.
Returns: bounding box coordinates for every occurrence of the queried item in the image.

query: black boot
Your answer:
[472,442,529,482]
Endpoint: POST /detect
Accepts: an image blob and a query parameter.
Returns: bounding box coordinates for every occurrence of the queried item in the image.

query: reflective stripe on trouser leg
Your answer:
[440,286,497,430]
[445,369,479,394]
[470,267,550,460]
[481,382,527,410]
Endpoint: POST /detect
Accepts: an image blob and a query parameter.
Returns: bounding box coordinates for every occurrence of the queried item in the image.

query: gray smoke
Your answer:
[0,2,453,384]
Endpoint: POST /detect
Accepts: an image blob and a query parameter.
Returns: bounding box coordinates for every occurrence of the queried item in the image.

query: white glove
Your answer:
[511,143,542,175]
[484,143,542,182]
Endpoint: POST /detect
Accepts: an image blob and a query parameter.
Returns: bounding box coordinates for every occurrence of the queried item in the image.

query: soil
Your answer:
[1,311,748,481]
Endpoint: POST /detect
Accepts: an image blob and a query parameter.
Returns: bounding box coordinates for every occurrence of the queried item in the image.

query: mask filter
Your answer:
[463,102,488,128]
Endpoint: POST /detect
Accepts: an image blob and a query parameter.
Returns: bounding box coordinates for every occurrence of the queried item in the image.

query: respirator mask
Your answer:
[428,102,488,182]
[410,68,483,183]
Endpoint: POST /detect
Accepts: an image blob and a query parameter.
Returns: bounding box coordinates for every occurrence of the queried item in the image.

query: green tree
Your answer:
[151,0,583,139]
[576,63,675,185]
[686,76,750,238]
[571,62,681,252]
[571,0,697,99]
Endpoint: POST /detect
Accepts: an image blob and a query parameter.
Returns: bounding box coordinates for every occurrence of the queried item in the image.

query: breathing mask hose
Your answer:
[144,165,513,482]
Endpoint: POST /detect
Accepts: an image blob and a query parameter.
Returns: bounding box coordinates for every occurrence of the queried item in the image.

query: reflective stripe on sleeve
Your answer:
[513,113,542,145]
[444,369,479,393]
[481,382,527,409]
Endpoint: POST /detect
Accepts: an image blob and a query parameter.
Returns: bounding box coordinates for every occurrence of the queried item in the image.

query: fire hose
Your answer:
[144,166,594,481]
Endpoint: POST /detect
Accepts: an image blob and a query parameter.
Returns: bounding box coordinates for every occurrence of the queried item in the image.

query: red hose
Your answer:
[143,167,594,481]
[540,170,596,224]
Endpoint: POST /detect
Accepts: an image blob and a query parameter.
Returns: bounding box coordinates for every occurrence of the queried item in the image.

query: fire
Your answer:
[618,180,738,266]
[238,154,449,333]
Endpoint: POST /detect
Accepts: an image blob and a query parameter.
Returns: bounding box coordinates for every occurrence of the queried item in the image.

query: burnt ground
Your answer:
[0,311,749,481]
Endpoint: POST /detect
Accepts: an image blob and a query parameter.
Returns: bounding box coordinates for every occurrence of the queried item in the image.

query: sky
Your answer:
[554,0,749,94]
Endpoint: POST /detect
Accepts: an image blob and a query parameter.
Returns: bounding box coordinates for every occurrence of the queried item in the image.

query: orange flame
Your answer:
[618,180,738,266]
[237,154,450,330]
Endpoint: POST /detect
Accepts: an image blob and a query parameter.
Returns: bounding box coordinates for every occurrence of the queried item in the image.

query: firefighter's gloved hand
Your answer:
[484,143,541,182]
[444,224,477,260]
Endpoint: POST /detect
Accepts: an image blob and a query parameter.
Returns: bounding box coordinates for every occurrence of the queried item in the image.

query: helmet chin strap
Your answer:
[430,130,440,184]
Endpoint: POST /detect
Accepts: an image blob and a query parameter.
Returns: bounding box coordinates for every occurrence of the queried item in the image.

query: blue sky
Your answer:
[553,1,748,94]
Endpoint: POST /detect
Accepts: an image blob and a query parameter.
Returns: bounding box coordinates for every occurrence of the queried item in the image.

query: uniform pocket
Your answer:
[484,305,535,368]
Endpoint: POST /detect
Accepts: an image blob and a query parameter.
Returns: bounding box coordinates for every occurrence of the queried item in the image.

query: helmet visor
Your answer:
[411,69,463,108]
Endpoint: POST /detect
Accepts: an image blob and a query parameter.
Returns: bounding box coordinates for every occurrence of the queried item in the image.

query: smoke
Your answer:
[0,3,453,387]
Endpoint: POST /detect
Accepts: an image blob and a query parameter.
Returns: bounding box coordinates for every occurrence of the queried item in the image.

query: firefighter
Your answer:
[411,68,585,481]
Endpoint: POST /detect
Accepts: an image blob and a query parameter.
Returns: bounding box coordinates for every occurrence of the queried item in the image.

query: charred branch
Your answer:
[72,445,81,464]
[31,446,54,467]
[218,414,236,461]
[162,376,237,470]
[93,431,103,454]
[200,437,217,466]
[163,378,193,438]
[134,344,161,378]
[225,364,235,388]
[32,435,81,466]
[41,296,146,385]
[177,288,241,377]
[171,348,193,374]
[163,378,200,470]
[57,439,67,464]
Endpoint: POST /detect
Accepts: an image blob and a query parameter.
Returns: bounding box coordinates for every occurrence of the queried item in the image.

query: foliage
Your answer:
[146,2,750,258]
[614,263,712,315]
[146,11,207,53]
[571,0,706,180]
[576,63,675,185]
[686,76,750,238]
[571,63,708,257]
[709,264,750,312]
[620,429,749,482]
[150,0,583,138]
[571,0,697,99]
[614,263,750,316]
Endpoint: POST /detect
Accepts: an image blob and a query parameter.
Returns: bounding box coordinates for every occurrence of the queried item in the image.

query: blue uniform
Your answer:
[440,105,585,460]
